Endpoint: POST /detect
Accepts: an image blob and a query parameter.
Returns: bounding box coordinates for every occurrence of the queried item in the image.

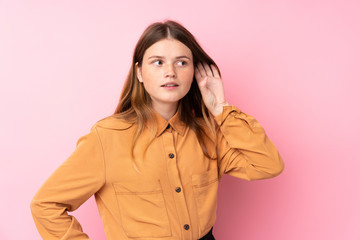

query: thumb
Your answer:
[196,77,209,98]
[197,76,208,88]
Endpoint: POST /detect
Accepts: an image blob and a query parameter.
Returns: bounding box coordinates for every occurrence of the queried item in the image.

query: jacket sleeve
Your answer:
[30,125,105,239]
[214,105,284,181]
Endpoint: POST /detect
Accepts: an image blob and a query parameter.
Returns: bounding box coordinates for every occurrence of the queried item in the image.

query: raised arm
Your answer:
[195,62,284,180]
[214,106,284,180]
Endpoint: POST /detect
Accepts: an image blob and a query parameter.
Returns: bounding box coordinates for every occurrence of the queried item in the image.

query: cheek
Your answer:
[141,69,158,85]
[182,69,194,85]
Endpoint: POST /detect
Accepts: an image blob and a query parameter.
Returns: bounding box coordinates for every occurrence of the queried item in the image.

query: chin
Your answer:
[162,96,185,103]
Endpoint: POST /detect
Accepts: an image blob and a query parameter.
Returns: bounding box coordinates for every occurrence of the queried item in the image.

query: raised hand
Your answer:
[195,62,229,116]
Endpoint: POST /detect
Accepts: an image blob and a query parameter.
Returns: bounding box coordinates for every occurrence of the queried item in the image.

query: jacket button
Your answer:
[175,187,181,193]
[169,153,175,159]
[184,224,190,230]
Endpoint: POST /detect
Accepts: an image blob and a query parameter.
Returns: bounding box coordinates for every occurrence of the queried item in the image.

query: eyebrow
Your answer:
[147,55,191,60]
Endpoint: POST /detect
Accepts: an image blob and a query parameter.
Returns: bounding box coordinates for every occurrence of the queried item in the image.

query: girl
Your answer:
[31,20,284,240]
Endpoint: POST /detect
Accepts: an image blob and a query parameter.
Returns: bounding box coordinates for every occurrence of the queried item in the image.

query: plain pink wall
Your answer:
[1,0,359,239]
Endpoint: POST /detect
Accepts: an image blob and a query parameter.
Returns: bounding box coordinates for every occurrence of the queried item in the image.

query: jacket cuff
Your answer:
[214,105,242,126]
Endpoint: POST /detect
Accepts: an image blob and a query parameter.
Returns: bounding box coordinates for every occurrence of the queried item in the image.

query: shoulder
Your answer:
[91,115,134,131]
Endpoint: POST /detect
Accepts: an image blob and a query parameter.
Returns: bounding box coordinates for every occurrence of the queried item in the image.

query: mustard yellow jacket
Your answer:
[30,105,284,240]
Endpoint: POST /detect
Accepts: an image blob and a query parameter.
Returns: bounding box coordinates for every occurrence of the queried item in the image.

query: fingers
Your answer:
[203,63,213,77]
[210,64,220,78]
[196,62,211,77]
[195,62,220,78]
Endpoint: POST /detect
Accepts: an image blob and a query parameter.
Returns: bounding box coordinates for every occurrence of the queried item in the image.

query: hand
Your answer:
[195,62,229,116]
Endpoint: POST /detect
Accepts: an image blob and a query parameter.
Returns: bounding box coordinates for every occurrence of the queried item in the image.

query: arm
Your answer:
[195,62,284,180]
[30,126,105,239]
[214,105,284,180]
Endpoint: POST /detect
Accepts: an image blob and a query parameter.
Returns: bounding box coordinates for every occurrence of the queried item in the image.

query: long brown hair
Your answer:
[113,20,221,159]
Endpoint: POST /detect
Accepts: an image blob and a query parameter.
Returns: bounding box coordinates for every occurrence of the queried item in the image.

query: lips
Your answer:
[161,82,179,87]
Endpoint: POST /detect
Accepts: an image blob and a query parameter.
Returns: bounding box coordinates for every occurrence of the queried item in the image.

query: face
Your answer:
[135,38,194,111]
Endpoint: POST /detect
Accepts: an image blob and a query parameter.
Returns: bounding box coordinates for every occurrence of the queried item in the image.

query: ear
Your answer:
[135,62,143,83]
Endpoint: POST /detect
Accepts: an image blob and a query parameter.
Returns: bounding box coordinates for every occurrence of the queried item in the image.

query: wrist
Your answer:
[211,102,230,117]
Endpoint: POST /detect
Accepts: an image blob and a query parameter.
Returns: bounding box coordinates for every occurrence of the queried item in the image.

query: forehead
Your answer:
[144,38,192,58]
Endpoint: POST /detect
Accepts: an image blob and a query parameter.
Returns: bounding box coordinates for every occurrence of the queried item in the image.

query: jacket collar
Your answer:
[152,108,186,137]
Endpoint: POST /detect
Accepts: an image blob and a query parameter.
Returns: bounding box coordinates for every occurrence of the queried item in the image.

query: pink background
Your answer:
[1,0,359,239]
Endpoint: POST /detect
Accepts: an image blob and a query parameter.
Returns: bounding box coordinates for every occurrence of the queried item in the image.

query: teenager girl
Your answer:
[31,20,284,240]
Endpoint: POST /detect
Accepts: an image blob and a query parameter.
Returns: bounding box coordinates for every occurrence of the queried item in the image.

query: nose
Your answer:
[164,64,176,78]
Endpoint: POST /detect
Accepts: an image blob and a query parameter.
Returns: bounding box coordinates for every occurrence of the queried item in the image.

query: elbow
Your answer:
[30,196,48,219]
[30,197,41,217]
[255,154,285,180]
[267,154,285,177]
[272,160,285,177]
[246,158,284,181]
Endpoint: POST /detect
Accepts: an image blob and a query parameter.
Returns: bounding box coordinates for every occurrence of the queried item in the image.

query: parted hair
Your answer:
[113,20,221,159]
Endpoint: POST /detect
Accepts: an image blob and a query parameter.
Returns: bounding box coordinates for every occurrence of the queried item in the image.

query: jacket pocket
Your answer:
[113,179,171,238]
[191,168,219,233]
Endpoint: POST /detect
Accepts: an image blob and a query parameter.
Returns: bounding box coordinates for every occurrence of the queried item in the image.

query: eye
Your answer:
[177,61,187,66]
[153,60,162,66]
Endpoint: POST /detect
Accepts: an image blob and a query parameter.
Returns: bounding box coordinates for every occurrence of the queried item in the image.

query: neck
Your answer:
[152,102,178,121]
